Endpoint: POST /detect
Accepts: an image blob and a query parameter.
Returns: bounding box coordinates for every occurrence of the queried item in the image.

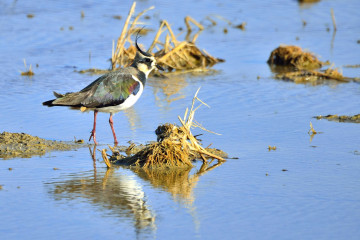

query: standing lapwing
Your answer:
[43,35,164,145]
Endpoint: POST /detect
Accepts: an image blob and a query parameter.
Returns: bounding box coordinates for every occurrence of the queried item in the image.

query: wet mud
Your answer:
[0,132,86,159]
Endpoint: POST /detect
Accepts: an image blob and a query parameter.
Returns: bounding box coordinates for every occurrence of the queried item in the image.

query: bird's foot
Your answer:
[89,130,98,145]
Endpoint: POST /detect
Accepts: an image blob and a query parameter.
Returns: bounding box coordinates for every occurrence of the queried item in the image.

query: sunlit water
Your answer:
[1,0,360,239]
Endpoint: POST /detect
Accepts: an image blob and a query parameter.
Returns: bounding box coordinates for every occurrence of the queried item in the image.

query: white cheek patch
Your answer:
[137,63,147,73]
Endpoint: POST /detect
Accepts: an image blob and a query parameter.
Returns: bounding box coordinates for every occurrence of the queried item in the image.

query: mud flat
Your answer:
[0,132,85,159]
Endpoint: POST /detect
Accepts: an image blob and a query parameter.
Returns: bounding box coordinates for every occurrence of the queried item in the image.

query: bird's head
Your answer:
[132,34,164,77]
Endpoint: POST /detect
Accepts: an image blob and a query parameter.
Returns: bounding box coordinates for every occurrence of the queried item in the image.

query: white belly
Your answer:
[97,79,144,114]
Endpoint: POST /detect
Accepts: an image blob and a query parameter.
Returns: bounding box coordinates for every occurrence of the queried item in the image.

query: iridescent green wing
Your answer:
[80,71,140,108]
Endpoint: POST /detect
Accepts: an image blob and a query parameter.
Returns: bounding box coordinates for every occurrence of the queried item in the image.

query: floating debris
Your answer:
[20,59,34,76]
[76,68,110,75]
[343,64,360,68]
[268,146,277,151]
[275,68,352,84]
[234,22,246,30]
[315,114,360,123]
[74,139,84,144]
[308,122,317,135]
[112,15,122,20]
[267,45,323,70]
[298,0,320,3]
[26,14,34,18]
[308,121,322,142]
[0,132,85,159]
[101,89,227,169]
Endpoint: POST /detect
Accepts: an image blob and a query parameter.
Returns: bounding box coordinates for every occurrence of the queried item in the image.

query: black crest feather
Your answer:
[135,28,152,57]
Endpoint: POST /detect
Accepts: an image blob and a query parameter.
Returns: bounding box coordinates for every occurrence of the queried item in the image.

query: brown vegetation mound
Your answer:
[101,89,226,168]
[267,45,323,70]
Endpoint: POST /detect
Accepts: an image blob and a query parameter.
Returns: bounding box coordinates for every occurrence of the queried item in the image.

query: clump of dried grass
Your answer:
[20,59,35,76]
[267,45,323,70]
[149,19,224,72]
[275,67,351,84]
[88,2,223,73]
[268,45,358,84]
[111,2,154,70]
[101,89,225,168]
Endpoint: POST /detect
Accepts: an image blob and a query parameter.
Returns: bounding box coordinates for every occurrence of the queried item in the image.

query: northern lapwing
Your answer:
[43,36,164,145]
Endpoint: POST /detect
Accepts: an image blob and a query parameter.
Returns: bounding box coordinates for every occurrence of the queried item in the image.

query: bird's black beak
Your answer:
[156,64,164,71]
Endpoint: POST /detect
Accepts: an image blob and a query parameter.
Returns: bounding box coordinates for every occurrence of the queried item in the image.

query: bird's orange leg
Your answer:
[109,113,118,145]
[89,110,98,145]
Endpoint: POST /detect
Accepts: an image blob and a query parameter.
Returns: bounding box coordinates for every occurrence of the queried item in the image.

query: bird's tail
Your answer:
[42,91,63,106]
[43,99,56,106]
[42,91,84,107]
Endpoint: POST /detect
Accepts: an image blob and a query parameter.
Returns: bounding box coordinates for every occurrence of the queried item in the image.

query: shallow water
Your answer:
[1,0,360,239]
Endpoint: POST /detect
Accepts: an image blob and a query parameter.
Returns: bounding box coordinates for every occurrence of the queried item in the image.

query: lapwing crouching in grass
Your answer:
[43,36,164,145]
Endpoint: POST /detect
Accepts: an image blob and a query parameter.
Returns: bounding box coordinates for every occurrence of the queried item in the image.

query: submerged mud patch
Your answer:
[315,114,360,123]
[0,132,85,159]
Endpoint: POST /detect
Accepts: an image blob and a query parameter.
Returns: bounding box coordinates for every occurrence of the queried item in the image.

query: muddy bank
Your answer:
[0,132,86,159]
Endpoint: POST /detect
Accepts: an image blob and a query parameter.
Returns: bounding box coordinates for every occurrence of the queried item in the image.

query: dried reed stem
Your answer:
[185,16,204,32]
[112,2,136,69]
[331,8,337,31]
[148,20,179,52]
[101,149,112,168]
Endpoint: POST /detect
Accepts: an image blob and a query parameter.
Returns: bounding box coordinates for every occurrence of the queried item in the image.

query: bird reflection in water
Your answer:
[47,147,223,237]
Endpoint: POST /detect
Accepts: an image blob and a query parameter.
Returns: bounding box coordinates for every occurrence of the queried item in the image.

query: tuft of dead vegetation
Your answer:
[149,19,224,72]
[80,2,223,74]
[275,67,351,84]
[20,59,35,76]
[308,122,317,135]
[268,45,358,84]
[298,0,320,2]
[101,89,226,169]
[267,45,323,70]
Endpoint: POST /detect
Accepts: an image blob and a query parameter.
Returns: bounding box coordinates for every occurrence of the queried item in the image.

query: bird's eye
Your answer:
[145,58,151,63]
